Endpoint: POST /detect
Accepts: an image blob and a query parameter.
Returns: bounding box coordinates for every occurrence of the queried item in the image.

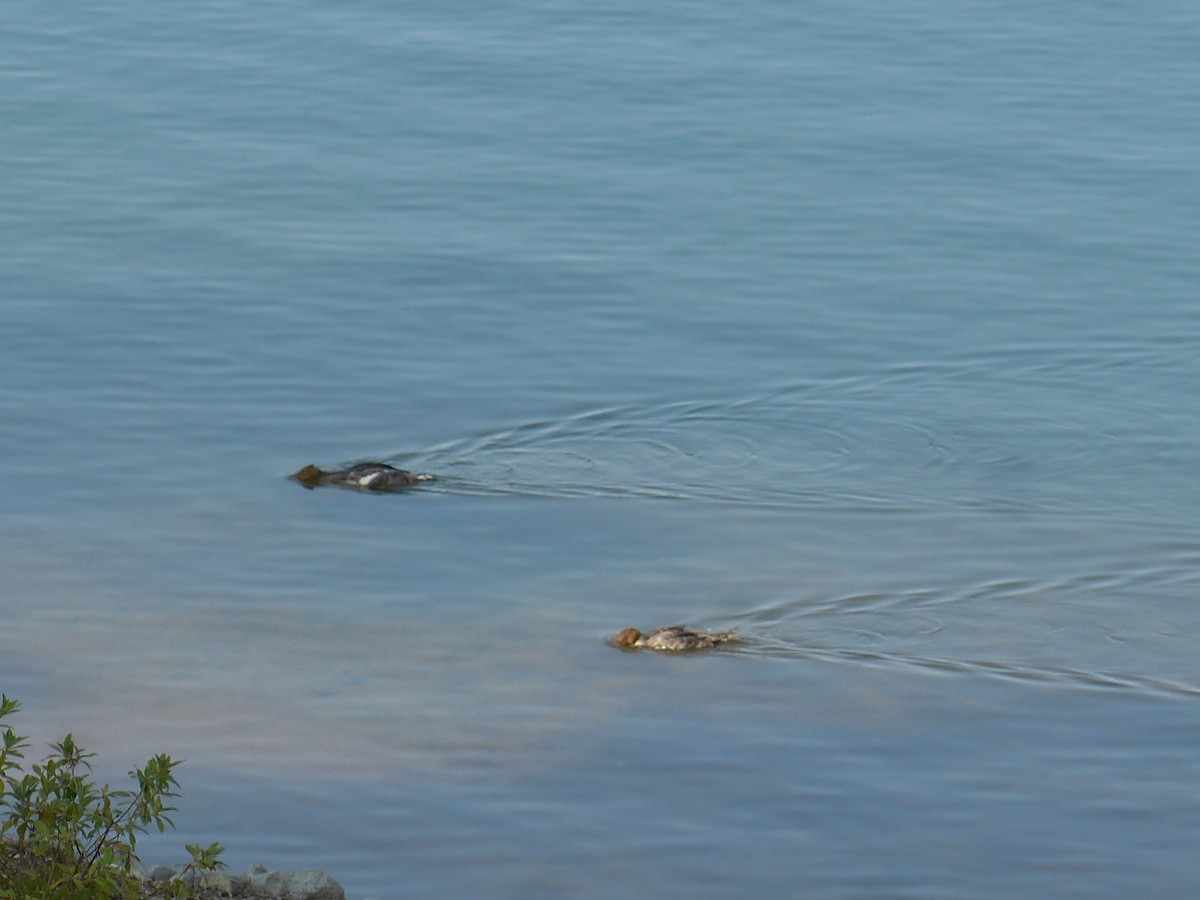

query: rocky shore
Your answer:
[139,861,359,900]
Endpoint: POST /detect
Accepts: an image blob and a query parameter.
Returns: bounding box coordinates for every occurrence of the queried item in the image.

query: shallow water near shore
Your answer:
[5,2,1200,897]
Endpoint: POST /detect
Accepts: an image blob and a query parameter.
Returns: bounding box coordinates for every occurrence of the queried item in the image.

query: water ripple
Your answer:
[371,370,1162,517]
[730,639,1200,700]
[727,557,1200,700]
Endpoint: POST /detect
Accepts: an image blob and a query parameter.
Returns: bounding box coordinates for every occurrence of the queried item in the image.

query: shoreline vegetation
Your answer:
[0,695,348,900]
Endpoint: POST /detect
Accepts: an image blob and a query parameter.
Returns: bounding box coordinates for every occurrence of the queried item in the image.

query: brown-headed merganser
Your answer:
[613,625,739,651]
[291,462,432,491]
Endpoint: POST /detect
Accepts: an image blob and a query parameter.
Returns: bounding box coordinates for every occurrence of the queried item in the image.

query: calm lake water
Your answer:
[4,2,1200,897]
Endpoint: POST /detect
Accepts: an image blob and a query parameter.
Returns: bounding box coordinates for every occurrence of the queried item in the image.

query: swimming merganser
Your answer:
[291,462,431,491]
[613,625,738,651]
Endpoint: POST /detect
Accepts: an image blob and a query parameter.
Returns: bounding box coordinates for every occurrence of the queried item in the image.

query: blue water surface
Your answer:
[4,2,1200,897]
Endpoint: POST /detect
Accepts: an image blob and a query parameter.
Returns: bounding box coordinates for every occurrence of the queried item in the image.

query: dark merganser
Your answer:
[291,462,433,491]
[613,625,739,652]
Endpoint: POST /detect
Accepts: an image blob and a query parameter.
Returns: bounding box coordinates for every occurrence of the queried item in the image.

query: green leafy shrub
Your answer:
[0,695,224,899]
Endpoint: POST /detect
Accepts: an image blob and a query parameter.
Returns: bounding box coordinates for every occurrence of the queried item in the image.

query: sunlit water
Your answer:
[4,2,1200,897]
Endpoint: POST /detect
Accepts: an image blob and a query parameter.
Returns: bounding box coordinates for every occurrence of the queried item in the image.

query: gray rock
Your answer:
[148,863,177,884]
[174,867,232,894]
[281,868,346,900]
[126,859,149,881]
[247,863,285,894]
